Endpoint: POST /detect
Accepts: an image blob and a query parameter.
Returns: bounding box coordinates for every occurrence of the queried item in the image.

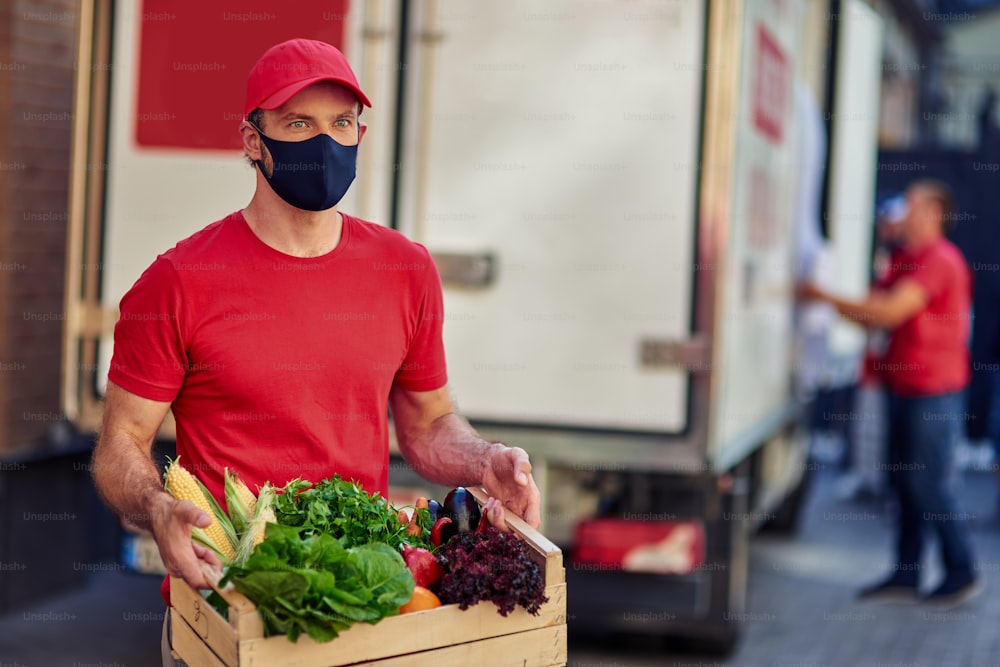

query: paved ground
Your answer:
[2,448,999,666]
[0,566,164,666]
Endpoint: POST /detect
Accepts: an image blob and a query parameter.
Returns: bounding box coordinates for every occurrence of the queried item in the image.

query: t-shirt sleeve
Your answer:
[394,246,448,392]
[904,249,951,304]
[108,257,187,402]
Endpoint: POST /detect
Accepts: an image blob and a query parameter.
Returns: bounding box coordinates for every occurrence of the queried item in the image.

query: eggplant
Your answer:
[439,487,481,544]
[427,499,442,524]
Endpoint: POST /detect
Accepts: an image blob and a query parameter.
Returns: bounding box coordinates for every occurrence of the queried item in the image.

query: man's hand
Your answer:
[391,385,543,529]
[480,444,541,529]
[149,492,222,590]
[92,382,225,587]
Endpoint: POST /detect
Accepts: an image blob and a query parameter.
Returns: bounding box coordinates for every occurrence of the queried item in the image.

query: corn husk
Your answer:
[235,482,276,566]
[224,469,257,536]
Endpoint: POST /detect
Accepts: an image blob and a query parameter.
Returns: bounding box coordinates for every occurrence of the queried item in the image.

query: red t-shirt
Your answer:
[878,238,971,396]
[110,211,448,503]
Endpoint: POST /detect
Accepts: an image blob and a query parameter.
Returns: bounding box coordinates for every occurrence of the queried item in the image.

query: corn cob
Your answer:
[224,469,257,536]
[235,482,276,566]
[163,457,237,564]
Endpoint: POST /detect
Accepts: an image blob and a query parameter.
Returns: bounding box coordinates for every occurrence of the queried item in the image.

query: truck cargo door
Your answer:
[705,0,802,470]
[704,0,883,470]
[398,1,706,433]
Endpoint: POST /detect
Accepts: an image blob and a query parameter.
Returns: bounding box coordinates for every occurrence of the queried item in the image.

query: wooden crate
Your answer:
[170,487,567,666]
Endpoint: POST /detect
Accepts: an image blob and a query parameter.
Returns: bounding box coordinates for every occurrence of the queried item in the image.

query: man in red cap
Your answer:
[90,39,540,665]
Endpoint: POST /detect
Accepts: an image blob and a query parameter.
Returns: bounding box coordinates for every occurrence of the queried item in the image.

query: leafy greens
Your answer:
[221,523,415,643]
[273,476,433,551]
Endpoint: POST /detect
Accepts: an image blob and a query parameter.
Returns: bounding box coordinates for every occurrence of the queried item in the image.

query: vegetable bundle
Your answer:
[162,466,548,644]
[162,469,434,642]
[221,476,434,641]
[220,524,414,643]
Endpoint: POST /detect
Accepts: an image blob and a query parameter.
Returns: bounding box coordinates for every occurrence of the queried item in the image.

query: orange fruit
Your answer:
[400,585,442,613]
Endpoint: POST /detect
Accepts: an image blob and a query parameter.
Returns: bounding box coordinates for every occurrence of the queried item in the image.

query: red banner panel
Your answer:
[136,0,350,151]
[752,23,788,145]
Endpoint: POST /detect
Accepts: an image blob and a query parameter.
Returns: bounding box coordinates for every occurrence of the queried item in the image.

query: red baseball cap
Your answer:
[244,38,371,117]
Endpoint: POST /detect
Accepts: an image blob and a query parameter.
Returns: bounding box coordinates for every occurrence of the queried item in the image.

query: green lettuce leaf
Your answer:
[221,491,418,643]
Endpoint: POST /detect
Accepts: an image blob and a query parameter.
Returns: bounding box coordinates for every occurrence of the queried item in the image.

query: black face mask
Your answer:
[252,124,357,211]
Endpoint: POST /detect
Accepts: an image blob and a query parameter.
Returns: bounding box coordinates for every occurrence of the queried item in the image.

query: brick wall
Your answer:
[0,0,79,455]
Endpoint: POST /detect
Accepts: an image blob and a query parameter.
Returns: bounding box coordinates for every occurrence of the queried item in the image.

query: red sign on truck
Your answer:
[136,0,349,151]
[752,23,788,144]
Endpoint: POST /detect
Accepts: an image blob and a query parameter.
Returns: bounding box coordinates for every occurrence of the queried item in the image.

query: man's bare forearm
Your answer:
[398,413,504,488]
[802,281,926,330]
[92,431,171,531]
[824,294,892,327]
[390,385,540,527]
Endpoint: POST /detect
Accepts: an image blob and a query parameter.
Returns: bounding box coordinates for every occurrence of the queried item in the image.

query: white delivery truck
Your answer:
[65,0,883,651]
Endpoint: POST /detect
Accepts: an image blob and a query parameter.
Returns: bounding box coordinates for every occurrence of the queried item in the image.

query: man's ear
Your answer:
[358,122,368,144]
[240,122,263,161]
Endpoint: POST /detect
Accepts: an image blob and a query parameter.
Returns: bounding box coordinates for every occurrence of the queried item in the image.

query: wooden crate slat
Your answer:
[170,576,240,666]
[362,624,568,667]
[244,624,567,667]
[237,583,567,667]
[194,562,264,637]
[171,609,233,667]
[231,601,265,638]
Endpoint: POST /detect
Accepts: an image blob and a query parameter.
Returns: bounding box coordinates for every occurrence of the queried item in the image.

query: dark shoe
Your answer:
[857,576,919,603]
[923,575,983,609]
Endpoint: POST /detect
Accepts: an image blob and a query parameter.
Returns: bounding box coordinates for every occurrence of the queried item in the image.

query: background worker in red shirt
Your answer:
[91,38,539,609]
[799,179,980,607]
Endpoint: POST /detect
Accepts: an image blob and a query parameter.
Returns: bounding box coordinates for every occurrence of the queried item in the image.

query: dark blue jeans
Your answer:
[887,391,976,584]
